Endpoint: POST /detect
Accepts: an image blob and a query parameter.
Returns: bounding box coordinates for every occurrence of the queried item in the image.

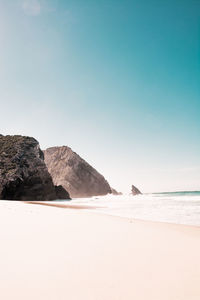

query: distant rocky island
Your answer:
[131,185,142,195]
[0,135,70,200]
[44,146,112,198]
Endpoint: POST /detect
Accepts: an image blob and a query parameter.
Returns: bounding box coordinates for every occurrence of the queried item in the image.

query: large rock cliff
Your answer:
[0,135,70,200]
[44,146,112,198]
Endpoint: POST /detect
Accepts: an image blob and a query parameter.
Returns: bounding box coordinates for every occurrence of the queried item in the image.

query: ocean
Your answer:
[72,191,200,226]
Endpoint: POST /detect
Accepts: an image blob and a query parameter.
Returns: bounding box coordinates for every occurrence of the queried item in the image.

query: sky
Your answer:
[0,0,200,193]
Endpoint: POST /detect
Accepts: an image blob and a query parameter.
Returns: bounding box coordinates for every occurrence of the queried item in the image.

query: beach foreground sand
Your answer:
[0,201,200,300]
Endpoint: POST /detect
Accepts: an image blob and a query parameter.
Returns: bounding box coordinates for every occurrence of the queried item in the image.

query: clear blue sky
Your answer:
[0,0,200,192]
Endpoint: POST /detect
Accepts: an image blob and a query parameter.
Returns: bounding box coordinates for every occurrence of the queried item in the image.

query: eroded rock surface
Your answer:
[0,135,70,200]
[44,146,112,198]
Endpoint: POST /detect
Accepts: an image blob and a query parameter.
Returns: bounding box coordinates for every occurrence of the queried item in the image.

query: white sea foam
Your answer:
[71,192,200,226]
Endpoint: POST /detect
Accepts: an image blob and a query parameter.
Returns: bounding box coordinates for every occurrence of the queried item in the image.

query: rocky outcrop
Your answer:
[44,146,112,198]
[131,185,142,196]
[111,188,122,195]
[0,135,70,200]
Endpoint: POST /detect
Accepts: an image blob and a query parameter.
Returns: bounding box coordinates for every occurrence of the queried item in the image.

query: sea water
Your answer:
[72,191,200,226]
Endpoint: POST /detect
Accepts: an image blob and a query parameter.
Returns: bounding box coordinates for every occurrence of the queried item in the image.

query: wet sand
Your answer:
[26,201,99,209]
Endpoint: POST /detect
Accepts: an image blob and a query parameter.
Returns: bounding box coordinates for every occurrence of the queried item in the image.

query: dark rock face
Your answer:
[111,188,122,195]
[55,185,71,199]
[131,185,142,196]
[0,135,70,200]
[44,146,112,198]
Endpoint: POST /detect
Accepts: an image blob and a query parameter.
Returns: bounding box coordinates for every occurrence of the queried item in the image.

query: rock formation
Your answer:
[0,135,70,200]
[111,188,122,195]
[44,146,112,198]
[131,185,142,196]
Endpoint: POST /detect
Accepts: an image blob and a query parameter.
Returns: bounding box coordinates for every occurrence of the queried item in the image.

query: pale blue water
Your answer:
[71,191,200,226]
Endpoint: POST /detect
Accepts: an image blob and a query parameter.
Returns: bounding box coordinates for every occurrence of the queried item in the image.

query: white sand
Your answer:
[1,200,200,300]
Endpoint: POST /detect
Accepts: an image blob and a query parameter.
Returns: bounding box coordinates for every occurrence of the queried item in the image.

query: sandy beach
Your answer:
[1,200,200,300]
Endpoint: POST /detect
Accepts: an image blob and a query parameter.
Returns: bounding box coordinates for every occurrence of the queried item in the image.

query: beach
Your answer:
[1,200,200,300]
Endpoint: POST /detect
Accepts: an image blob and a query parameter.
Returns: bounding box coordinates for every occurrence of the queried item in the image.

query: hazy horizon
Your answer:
[0,0,200,193]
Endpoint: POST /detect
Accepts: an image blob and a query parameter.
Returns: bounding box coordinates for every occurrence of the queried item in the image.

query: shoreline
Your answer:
[24,200,200,229]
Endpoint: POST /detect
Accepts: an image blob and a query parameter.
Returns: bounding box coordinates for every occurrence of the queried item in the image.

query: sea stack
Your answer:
[0,135,70,200]
[131,185,142,196]
[44,146,112,198]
